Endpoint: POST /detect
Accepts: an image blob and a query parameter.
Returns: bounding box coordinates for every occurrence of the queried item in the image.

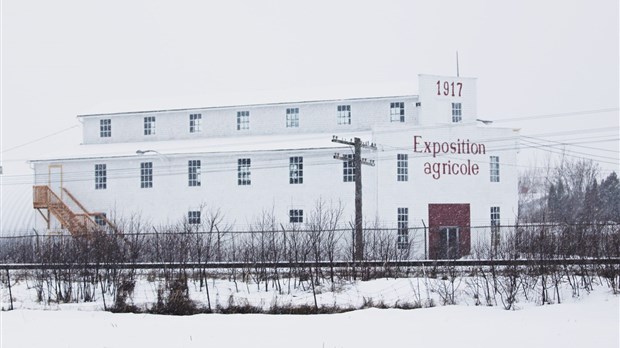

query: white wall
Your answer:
[418,74,477,125]
[80,96,419,144]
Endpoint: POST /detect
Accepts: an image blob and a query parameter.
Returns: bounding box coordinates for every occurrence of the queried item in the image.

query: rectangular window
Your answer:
[188,211,201,224]
[237,111,250,130]
[491,206,501,250]
[490,156,500,182]
[144,116,156,135]
[238,158,251,185]
[343,154,355,182]
[188,160,201,187]
[397,208,409,250]
[289,209,303,223]
[95,164,107,190]
[397,154,408,182]
[189,113,202,133]
[390,102,405,122]
[286,108,299,128]
[289,156,303,184]
[337,105,351,125]
[452,102,462,123]
[94,213,107,226]
[140,162,153,188]
[100,119,111,138]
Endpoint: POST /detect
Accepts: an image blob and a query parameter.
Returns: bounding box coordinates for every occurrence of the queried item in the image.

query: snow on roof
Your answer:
[30,131,372,163]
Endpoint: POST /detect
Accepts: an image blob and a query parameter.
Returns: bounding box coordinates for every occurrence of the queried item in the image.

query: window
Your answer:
[490,156,500,182]
[390,102,405,122]
[189,114,202,133]
[237,111,249,130]
[397,154,408,182]
[289,156,303,184]
[343,154,355,182]
[188,211,201,225]
[238,158,251,185]
[491,206,501,250]
[140,162,153,188]
[452,103,462,123]
[95,164,107,190]
[397,208,409,250]
[94,213,107,226]
[188,160,201,187]
[337,105,351,125]
[144,116,156,135]
[100,119,111,138]
[289,209,303,223]
[286,108,299,128]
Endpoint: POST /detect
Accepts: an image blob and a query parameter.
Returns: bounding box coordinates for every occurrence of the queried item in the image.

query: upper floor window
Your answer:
[490,156,500,182]
[100,119,111,138]
[188,160,201,187]
[452,103,462,123]
[95,164,107,190]
[238,158,251,185]
[237,111,250,130]
[188,211,201,225]
[337,105,351,125]
[289,156,303,184]
[286,108,299,128]
[343,154,355,182]
[397,154,408,182]
[140,162,153,188]
[397,207,409,250]
[189,114,202,133]
[390,102,405,122]
[144,116,156,135]
[94,213,107,226]
[289,209,304,223]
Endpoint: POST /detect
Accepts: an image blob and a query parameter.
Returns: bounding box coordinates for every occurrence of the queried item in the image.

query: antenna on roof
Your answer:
[456,51,460,77]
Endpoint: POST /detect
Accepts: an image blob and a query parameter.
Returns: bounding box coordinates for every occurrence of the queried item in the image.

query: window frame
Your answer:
[100,119,111,138]
[140,161,153,188]
[144,116,156,135]
[452,102,462,123]
[237,111,250,130]
[337,105,351,125]
[95,163,107,190]
[390,102,405,122]
[188,160,201,187]
[397,207,409,250]
[238,158,251,185]
[289,156,303,184]
[188,211,201,225]
[397,154,408,182]
[343,153,355,182]
[189,113,202,133]
[289,209,304,224]
[490,156,500,182]
[286,108,299,128]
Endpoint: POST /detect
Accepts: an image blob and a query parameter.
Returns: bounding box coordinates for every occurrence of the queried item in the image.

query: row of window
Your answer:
[98,103,412,138]
[183,206,501,252]
[93,155,500,190]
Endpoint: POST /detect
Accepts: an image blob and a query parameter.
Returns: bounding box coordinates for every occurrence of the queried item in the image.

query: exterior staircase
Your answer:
[33,185,114,236]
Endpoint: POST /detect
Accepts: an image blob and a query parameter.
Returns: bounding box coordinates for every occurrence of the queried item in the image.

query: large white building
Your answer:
[30,74,520,259]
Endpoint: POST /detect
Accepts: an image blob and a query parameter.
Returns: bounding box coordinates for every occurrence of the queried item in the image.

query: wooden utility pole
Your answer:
[332,136,376,262]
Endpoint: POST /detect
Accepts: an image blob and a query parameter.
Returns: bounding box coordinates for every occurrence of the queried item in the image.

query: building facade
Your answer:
[30,74,520,259]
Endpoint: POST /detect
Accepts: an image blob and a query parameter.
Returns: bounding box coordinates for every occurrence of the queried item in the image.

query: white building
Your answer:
[30,74,519,259]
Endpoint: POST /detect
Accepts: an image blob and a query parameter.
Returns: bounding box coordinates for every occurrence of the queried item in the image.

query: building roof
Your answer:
[30,131,372,163]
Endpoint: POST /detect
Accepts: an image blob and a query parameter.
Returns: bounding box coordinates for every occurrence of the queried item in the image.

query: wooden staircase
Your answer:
[33,185,115,236]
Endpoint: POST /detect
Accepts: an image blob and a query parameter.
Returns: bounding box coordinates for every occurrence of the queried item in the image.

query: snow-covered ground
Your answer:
[2,274,619,348]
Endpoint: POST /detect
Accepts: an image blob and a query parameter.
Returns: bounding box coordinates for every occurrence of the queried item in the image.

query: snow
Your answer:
[2,276,619,348]
[2,290,617,348]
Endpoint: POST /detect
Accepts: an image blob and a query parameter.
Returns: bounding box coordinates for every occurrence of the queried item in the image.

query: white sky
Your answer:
[1,0,619,178]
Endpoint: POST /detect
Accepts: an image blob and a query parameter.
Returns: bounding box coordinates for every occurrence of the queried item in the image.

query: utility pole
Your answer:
[332,136,376,262]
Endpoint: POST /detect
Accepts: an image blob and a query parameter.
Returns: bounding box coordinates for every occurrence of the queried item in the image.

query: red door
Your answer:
[428,204,470,259]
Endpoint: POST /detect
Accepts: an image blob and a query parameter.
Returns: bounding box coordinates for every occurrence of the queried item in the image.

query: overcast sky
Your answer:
[1,0,619,178]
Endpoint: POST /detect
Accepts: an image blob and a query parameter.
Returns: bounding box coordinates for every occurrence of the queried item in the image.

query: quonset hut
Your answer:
[30,74,520,259]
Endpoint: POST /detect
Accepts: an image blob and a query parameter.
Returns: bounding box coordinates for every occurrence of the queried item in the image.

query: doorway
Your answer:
[428,204,470,259]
